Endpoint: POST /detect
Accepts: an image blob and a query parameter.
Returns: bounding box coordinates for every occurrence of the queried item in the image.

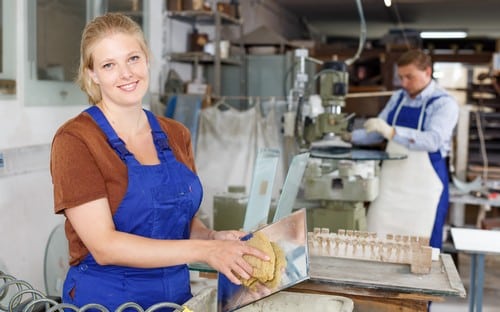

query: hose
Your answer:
[345,0,366,66]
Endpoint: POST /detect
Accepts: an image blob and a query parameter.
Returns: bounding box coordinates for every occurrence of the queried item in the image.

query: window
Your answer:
[0,0,17,96]
[26,0,145,106]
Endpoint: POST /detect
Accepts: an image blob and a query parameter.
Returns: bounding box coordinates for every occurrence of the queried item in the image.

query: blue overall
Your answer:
[62,106,202,311]
[387,92,449,248]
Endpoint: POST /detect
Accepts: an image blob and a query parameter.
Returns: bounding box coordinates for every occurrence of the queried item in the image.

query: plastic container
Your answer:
[182,287,354,312]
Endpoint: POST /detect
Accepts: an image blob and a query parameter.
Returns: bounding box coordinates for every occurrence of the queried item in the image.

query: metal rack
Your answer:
[0,271,186,312]
[166,10,246,97]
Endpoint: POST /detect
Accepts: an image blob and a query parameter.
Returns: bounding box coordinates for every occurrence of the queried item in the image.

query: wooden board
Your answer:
[290,254,465,312]
[305,253,465,298]
[308,229,433,274]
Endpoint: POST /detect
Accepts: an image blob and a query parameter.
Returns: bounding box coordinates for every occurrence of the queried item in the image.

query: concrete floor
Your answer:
[431,253,500,312]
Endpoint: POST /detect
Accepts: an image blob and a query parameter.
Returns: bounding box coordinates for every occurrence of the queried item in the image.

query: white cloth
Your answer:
[367,139,442,237]
[195,102,283,228]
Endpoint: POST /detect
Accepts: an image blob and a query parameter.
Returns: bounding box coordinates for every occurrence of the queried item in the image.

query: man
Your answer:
[350,49,459,249]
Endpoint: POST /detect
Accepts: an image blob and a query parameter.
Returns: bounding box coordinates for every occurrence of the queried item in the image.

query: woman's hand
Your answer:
[211,230,246,241]
[205,239,270,285]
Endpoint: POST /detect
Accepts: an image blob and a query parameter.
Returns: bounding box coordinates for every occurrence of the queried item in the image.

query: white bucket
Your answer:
[182,287,354,312]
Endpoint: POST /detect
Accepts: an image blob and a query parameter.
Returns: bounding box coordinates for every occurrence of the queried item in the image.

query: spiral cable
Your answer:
[0,271,188,312]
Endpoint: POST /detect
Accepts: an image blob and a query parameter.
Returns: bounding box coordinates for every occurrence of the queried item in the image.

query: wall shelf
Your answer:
[168,52,242,66]
[165,9,245,97]
[167,10,241,26]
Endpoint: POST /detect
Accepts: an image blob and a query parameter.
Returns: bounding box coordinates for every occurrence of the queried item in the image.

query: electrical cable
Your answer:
[293,95,305,147]
[345,0,366,66]
[285,0,365,149]
[283,61,300,98]
[391,1,411,50]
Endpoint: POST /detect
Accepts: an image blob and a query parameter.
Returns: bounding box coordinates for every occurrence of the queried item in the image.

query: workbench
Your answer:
[451,227,500,312]
[449,184,500,227]
[290,253,466,312]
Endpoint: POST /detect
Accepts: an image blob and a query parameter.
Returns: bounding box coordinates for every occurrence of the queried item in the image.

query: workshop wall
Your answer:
[0,0,299,292]
[0,1,164,290]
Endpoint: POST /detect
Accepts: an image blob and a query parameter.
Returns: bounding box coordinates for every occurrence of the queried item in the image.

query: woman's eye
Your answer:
[102,63,113,70]
[129,55,140,62]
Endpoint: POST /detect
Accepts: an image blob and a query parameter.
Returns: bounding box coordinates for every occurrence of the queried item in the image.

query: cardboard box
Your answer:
[183,0,205,11]
[166,0,182,11]
[216,2,233,16]
[186,82,212,108]
[189,32,209,52]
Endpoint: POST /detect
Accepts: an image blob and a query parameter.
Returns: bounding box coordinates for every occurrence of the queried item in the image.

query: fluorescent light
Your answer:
[420,31,468,39]
[384,0,391,7]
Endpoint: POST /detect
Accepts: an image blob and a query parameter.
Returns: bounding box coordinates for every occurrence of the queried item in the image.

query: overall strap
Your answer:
[144,110,171,160]
[421,94,447,129]
[424,95,447,160]
[392,91,447,131]
[389,91,406,126]
[85,106,135,163]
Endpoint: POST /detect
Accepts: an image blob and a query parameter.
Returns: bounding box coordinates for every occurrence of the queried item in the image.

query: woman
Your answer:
[50,13,268,310]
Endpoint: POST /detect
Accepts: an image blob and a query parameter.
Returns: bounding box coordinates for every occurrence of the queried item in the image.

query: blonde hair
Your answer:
[77,13,151,105]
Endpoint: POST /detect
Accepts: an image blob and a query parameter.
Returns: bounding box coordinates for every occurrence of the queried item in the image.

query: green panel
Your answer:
[213,194,247,231]
[310,202,367,233]
[204,64,243,96]
[204,64,244,109]
[247,54,287,97]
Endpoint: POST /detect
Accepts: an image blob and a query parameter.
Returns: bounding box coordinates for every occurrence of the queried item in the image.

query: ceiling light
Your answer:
[420,31,468,39]
[384,0,391,7]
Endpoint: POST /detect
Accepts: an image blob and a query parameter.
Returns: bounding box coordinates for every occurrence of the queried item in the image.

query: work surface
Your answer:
[291,253,466,309]
[191,253,466,311]
[451,227,500,254]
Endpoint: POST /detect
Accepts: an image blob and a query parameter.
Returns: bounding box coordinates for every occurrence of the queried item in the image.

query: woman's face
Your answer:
[88,32,149,107]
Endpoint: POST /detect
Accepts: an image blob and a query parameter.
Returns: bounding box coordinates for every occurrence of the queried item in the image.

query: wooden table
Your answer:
[451,227,500,312]
[290,253,466,312]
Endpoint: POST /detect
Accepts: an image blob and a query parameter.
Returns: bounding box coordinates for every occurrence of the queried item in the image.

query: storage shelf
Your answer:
[165,7,246,98]
[167,10,241,25]
[467,110,500,171]
[168,52,242,65]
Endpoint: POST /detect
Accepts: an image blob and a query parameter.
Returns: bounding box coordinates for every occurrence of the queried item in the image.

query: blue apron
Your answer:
[387,92,449,248]
[62,106,203,311]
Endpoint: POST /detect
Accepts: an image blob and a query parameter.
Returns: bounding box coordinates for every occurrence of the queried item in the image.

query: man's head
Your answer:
[396,49,432,98]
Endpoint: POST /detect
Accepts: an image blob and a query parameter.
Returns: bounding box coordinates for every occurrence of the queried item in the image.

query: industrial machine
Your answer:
[213,0,403,234]
[282,46,373,232]
[287,33,404,232]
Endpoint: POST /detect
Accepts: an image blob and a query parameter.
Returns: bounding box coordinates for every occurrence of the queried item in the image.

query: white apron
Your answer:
[367,101,443,237]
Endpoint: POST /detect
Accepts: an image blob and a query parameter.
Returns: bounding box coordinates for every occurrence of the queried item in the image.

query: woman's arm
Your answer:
[65,199,269,284]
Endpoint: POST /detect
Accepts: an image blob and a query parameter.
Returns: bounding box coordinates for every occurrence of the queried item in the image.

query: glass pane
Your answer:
[242,148,280,231]
[218,209,309,312]
[310,146,407,160]
[273,152,310,222]
[36,0,86,81]
[107,0,143,28]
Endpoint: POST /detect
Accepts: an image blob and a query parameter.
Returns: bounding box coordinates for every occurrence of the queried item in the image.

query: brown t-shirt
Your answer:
[50,111,197,266]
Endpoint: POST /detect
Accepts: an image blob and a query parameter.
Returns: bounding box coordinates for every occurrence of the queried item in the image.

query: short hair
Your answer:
[397,49,432,71]
[76,13,151,105]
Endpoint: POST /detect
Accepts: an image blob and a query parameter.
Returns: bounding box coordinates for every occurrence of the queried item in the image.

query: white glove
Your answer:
[364,118,395,140]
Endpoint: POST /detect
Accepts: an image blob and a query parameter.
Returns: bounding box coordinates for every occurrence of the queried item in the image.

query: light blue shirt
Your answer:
[351,80,459,157]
